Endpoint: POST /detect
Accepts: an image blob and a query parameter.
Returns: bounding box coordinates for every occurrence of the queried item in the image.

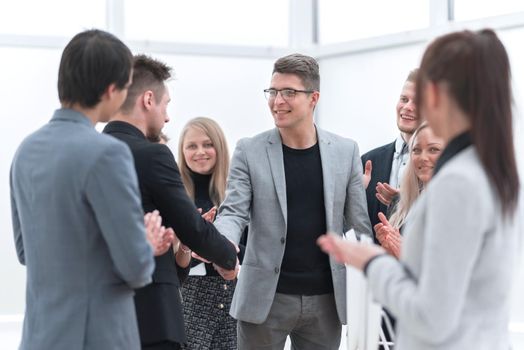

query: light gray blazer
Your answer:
[10,109,155,350]
[214,127,372,324]
[367,146,519,350]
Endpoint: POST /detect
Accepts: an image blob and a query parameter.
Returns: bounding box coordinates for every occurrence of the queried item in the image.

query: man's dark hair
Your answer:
[119,54,172,113]
[273,53,320,91]
[58,29,133,108]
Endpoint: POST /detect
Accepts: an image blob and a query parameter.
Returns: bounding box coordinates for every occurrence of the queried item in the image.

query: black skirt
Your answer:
[181,276,237,350]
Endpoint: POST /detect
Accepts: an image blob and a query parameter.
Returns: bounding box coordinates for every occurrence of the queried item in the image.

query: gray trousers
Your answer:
[237,293,341,350]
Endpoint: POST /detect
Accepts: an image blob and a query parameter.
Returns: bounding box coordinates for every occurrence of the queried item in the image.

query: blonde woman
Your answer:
[375,122,444,258]
[178,117,245,350]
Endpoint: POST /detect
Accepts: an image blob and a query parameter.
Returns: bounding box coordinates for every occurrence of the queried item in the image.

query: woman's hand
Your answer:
[201,206,217,223]
[317,233,385,271]
[374,212,402,258]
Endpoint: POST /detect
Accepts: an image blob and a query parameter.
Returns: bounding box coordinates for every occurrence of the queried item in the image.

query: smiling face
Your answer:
[268,72,318,131]
[182,126,217,175]
[396,81,421,137]
[411,127,444,185]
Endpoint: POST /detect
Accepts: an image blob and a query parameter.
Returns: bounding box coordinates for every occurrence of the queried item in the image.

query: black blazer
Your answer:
[103,121,237,346]
[361,141,395,243]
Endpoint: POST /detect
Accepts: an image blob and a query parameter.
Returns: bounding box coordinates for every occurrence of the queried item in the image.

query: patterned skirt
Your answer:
[181,276,237,350]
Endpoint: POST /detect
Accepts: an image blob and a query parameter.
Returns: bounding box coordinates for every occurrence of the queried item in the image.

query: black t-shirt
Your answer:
[276,142,333,295]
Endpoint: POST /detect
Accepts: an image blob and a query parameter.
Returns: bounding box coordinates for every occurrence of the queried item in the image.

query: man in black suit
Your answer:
[361,69,421,242]
[103,54,239,350]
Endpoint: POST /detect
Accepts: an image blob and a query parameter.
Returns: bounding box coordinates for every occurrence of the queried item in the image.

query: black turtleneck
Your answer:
[189,171,219,275]
[191,171,214,214]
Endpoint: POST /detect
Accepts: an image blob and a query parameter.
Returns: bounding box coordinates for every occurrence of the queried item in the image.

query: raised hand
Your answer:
[375,182,399,206]
[155,227,175,256]
[374,212,402,258]
[362,160,373,189]
[144,210,175,256]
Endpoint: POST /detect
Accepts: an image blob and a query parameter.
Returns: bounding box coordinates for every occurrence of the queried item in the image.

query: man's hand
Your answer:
[362,160,372,189]
[144,210,175,256]
[375,182,399,206]
[191,238,239,264]
[214,258,240,280]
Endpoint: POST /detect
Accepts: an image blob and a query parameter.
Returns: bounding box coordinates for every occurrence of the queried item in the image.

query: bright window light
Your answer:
[318,0,430,44]
[454,0,524,21]
[0,0,106,37]
[124,0,289,47]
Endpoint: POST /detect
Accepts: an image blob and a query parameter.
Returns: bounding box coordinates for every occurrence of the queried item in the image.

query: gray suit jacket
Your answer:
[367,146,518,350]
[214,127,372,324]
[10,109,155,350]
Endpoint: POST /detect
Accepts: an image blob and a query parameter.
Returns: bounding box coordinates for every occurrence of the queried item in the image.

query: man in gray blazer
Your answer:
[214,54,372,350]
[10,30,167,350]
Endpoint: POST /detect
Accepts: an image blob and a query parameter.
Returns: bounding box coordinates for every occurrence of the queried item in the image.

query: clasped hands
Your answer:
[170,206,240,280]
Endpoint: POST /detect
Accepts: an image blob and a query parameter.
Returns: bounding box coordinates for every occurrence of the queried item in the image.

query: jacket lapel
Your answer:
[318,128,336,231]
[266,129,287,224]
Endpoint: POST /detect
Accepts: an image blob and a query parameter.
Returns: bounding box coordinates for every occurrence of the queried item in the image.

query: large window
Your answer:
[318,0,430,44]
[124,0,289,47]
[454,0,524,21]
[0,0,106,37]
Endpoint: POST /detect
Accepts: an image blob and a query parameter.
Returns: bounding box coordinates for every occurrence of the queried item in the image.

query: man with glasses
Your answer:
[213,53,371,350]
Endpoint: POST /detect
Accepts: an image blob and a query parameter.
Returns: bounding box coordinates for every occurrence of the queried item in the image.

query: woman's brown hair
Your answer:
[415,29,519,216]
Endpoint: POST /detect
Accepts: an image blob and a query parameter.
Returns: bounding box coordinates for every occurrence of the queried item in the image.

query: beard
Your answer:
[146,126,162,143]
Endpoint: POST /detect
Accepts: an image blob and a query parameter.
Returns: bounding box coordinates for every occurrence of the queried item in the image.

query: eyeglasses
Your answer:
[263,88,315,101]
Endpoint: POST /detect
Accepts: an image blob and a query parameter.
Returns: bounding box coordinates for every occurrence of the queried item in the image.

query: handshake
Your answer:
[144,210,240,280]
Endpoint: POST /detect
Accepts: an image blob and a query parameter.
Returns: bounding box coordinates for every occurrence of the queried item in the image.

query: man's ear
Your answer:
[103,83,118,101]
[142,90,154,110]
[310,91,320,109]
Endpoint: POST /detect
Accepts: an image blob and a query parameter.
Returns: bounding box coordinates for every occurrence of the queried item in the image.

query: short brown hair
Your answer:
[120,54,172,113]
[273,53,320,91]
[406,68,419,83]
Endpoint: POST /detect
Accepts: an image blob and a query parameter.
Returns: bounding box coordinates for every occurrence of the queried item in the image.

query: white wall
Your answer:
[318,43,425,154]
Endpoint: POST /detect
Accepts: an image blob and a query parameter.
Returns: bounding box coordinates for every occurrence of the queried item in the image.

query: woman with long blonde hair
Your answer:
[376,123,444,258]
[177,117,241,350]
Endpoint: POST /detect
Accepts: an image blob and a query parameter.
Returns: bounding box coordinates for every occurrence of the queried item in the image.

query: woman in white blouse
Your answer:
[318,29,520,350]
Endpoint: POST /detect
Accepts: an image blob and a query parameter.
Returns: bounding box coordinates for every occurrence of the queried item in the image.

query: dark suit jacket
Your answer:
[361,141,395,243]
[103,121,237,346]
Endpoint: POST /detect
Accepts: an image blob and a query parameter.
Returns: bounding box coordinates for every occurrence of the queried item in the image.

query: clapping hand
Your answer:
[144,210,175,256]
[374,212,402,258]
[375,182,399,206]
